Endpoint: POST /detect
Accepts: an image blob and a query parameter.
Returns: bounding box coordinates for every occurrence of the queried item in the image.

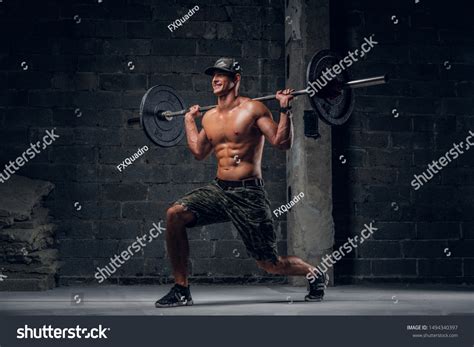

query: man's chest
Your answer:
[204,112,259,144]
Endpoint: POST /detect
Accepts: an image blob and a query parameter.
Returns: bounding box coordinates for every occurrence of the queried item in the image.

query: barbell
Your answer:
[128,49,389,147]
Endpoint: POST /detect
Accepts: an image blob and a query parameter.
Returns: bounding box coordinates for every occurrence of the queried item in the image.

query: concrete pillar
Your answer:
[285,0,334,285]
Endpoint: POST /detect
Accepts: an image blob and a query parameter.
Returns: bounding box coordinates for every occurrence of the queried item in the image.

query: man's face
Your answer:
[211,72,236,96]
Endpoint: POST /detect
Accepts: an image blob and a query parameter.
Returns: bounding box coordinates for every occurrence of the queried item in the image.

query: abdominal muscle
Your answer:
[214,137,264,181]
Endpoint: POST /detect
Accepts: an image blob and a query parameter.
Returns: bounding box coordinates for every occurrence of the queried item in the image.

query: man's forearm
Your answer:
[274,112,293,149]
[185,116,201,156]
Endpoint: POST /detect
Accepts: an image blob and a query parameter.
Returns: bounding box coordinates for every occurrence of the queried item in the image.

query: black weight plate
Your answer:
[140,85,185,147]
[306,50,355,126]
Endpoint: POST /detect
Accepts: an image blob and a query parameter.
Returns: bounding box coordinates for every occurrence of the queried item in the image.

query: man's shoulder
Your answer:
[239,97,268,115]
[203,108,218,120]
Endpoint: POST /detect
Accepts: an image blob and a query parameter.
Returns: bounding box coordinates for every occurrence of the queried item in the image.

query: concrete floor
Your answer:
[0,284,473,315]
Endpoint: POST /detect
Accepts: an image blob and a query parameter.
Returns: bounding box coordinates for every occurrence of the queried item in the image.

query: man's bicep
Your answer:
[256,109,278,144]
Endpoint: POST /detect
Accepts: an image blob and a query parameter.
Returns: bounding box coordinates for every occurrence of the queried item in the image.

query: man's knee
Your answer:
[166,204,193,226]
[167,204,185,223]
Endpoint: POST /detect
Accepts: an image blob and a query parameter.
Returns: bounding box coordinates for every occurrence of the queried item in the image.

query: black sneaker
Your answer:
[155,284,193,308]
[305,273,328,302]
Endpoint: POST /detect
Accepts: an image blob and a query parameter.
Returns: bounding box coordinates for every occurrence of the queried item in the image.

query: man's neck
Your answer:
[217,91,240,111]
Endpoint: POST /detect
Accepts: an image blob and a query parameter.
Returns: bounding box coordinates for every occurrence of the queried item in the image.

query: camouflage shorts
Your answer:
[172,179,278,263]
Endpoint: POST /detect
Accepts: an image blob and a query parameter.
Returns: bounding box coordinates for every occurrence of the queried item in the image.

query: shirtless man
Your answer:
[155,57,326,308]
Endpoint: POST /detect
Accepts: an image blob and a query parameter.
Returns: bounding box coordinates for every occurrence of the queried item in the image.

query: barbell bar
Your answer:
[163,75,387,118]
[167,74,387,118]
[129,49,389,147]
[128,74,388,122]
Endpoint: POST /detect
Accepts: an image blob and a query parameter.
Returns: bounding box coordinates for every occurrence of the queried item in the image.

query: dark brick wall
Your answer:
[331,1,474,283]
[4,0,470,286]
[0,0,287,284]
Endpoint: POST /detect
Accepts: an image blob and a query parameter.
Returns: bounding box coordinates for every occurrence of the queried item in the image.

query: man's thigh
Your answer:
[225,186,278,263]
[172,181,231,227]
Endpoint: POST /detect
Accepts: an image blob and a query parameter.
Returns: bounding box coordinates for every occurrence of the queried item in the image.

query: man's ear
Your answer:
[233,73,241,97]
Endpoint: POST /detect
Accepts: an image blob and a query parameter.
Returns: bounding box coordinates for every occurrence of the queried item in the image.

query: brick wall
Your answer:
[331,1,474,283]
[0,0,287,284]
[3,0,470,286]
